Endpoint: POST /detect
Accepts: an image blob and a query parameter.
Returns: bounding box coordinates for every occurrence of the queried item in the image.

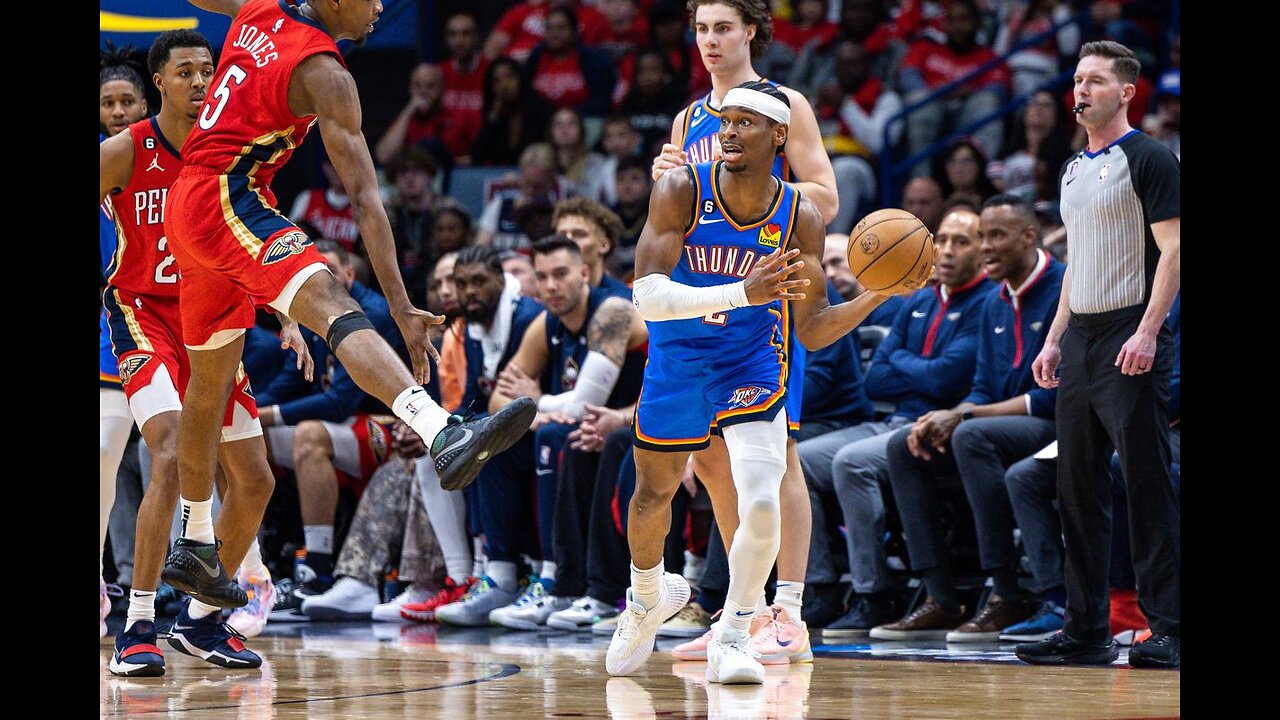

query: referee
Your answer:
[1016,41,1180,668]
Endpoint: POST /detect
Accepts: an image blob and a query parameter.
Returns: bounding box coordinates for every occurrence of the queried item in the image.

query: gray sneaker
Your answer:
[489,580,571,631]
[429,398,537,491]
[435,576,519,627]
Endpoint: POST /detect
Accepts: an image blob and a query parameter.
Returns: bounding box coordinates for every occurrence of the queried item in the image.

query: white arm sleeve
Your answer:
[630,273,750,322]
[537,351,621,420]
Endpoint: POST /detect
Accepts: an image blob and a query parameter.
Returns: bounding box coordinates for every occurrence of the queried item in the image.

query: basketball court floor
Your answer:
[99,619,1181,718]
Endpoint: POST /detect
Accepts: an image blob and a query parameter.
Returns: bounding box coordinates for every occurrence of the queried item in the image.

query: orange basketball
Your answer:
[847,208,936,295]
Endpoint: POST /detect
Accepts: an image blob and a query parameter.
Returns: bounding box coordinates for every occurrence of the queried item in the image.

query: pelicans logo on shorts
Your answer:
[728,385,769,409]
[366,418,389,463]
[118,354,152,385]
[261,231,313,266]
[758,222,782,248]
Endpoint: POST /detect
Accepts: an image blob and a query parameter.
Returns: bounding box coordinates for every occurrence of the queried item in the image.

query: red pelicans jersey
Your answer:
[105,117,183,298]
[181,0,344,188]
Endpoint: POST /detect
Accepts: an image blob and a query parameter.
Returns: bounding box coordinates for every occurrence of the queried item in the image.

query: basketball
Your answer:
[847,209,936,295]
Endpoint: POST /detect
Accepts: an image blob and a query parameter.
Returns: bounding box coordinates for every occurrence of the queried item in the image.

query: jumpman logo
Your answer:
[146,154,164,173]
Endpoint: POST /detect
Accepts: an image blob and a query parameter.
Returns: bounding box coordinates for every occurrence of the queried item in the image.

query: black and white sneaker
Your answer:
[161,539,248,609]
[431,397,536,491]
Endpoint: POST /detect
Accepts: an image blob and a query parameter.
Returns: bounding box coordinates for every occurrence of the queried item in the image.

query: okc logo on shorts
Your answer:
[261,231,312,266]
[758,222,782,248]
[118,354,152,385]
[728,385,769,409]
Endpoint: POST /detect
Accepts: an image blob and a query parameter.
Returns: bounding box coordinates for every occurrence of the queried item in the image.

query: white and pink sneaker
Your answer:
[750,605,812,664]
[672,610,772,661]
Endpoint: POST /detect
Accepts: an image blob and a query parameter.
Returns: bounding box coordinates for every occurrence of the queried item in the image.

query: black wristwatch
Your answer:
[961,408,975,421]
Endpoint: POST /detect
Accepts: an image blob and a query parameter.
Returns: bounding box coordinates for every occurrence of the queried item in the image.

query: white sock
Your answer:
[540,560,557,585]
[488,560,518,592]
[416,457,472,583]
[471,537,487,578]
[630,561,663,610]
[187,599,221,620]
[719,598,756,636]
[756,591,770,614]
[125,590,156,631]
[304,525,334,554]
[238,538,267,580]
[180,496,215,543]
[774,581,804,620]
[393,386,452,447]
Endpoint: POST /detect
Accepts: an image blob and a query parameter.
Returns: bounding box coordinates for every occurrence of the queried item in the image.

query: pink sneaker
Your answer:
[227,572,276,639]
[101,583,112,639]
[751,605,812,664]
[671,610,772,661]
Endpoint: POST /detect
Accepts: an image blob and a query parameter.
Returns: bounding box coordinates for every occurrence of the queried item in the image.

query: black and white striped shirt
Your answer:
[1059,130,1180,314]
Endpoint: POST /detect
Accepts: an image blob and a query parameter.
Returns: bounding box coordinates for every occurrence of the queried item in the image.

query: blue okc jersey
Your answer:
[100,131,121,385]
[544,287,645,408]
[681,86,806,432]
[634,162,797,451]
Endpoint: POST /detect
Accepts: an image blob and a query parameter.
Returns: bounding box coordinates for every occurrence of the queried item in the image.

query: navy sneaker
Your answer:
[161,539,248,609]
[167,599,262,669]
[109,620,166,677]
[823,595,899,641]
[430,398,536,491]
[999,600,1066,642]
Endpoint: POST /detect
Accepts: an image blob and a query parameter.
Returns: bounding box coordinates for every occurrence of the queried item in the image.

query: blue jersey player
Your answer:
[607,82,893,684]
[648,0,845,663]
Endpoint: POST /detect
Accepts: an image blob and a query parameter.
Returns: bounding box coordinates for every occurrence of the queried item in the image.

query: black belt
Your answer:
[1068,304,1145,329]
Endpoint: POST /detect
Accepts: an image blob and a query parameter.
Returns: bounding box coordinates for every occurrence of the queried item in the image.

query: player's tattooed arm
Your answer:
[586,297,638,366]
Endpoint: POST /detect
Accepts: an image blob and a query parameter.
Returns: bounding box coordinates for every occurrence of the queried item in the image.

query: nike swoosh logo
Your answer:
[437,427,474,457]
[698,216,726,225]
[1066,177,1076,186]
[911,310,927,318]
[994,326,1006,334]
[188,551,222,577]
[734,610,753,617]
[777,638,793,647]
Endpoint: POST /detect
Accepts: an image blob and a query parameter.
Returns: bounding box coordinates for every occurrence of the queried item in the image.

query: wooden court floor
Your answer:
[99,621,1180,718]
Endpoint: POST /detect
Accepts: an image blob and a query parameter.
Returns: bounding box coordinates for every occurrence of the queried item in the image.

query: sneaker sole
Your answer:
[869,628,954,641]
[672,648,707,661]
[401,610,438,623]
[492,615,546,632]
[109,655,166,678]
[1014,647,1120,666]
[945,630,1002,643]
[546,617,598,632]
[820,628,872,641]
[999,630,1059,642]
[439,398,537,492]
[161,566,248,609]
[657,625,711,639]
[372,608,413,623]
[302,606,374,622]
[267,609,312,623]
[759,648,813,664]
[706,657,765,684]
[436,614,494,627]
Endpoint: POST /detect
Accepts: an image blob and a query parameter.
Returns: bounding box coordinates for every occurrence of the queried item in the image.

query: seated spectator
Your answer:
[290,155,359,252]
[649,0,708,102]
[429,252,467,414]
[774,0,839,55]
[287,423,449,622]
[598,0,650,66]
[480,237,648,630]
[814,39,904,233]
[383,147,440,303]
[484,0,611,64]
[549,107,611,204]
[525,6,617,117]
[595,115,644,205]
[901,175,946,233]
[931,137,999,210]
[900,0,1010,177]
[374,63,453,168]
[989,90,1072,202]
[253,242,413,616]
[440,12,490,166]
[471,58,554,167]
[552,196,631,298]
[873,195,1063,643]
[609,155,652,278]
[803,208,993,638]
[432,202,475,258]
[1143,70,1179,159]
[994,0,1081,98]
[501,250,540,300]
[616,49,686,156]
[477,143,568,252]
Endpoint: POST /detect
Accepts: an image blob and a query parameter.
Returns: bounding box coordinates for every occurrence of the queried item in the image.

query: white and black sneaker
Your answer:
[430,397,536,491]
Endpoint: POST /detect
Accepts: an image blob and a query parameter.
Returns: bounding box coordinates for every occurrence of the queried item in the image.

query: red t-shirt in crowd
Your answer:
[901,40,1010,93]
[533,51,590,109]
[772,18,839,52]
[441,55,489,158]
[494,2,611,62]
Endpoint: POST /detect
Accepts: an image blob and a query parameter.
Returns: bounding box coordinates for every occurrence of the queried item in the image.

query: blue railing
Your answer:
[878,9,1091,208]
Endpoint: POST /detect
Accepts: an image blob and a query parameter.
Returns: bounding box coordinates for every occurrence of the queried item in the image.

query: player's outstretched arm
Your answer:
[790,198,889,351]
[100,131,135,204]
[292,54,443,382]
[186,0,249,18]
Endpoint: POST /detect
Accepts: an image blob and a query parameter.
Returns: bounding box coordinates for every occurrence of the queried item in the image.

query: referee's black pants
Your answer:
[1057,305,1179,642]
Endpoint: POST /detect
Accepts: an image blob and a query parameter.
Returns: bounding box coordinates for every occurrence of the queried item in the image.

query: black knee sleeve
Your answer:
[326,310,376,353]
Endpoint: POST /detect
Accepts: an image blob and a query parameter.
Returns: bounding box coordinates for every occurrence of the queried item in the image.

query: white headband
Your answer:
[721,87,790,126]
